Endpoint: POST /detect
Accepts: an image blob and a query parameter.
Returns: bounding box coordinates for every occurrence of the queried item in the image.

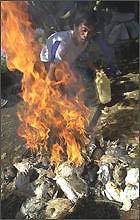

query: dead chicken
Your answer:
[99,154,118,165]
[97,163,112,185]
[34,171,58,200]
[15,173,33,196]
[14,160,32,174]
[113,164,127,186]
[103,180,139,212]
[16,197,75,220]
[103,181,123,203]
[3,165,18,183]
[91,147,105,161]
[55,162,88,203]
[15,196,49,219]
[125,168,139,185]
[42,198,75,219]
[83,162,99,185]
[105,140,133,165]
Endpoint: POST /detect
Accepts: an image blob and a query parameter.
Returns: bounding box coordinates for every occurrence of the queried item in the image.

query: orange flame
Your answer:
[51,144,64,166]
[2,1,90,166]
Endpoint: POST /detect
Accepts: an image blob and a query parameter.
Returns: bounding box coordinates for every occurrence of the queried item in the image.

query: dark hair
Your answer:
[73,10,98,27]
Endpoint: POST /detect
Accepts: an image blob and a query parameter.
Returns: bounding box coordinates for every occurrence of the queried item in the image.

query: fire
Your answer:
[2,1,90,166]
[51,144,64,166]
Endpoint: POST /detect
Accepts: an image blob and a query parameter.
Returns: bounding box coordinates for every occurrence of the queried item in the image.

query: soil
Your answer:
[1,58,139,219]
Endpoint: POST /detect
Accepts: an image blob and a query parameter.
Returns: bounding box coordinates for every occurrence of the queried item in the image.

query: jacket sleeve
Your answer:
[53,41,67,63]
[40,46,48,62]
[40,38,67,63]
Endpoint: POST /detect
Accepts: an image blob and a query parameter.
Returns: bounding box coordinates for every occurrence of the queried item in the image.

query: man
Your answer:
[40,11,98,81]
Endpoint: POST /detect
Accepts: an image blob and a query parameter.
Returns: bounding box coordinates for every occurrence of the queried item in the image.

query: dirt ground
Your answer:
[1,59,139,219]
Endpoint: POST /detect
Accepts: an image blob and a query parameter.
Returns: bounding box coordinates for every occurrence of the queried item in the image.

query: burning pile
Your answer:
[2,1,90,167]
[2,138,139,219]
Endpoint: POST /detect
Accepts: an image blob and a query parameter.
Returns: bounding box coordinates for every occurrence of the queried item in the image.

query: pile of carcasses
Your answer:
[92,139,139,211]
[2,139,139,219]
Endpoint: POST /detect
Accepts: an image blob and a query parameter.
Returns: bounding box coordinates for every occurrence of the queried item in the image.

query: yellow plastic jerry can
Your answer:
[95,69,111,104]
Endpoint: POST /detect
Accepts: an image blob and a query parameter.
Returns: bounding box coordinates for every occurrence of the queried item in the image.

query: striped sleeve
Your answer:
[40,46,48,62]
[54,41,67,63]
[40,39,67,63]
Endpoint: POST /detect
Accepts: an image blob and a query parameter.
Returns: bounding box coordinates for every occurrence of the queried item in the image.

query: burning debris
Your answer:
[1,138,139,219]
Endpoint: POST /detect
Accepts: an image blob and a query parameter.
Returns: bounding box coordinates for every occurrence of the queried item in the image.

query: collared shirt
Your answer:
[40,30,88,65]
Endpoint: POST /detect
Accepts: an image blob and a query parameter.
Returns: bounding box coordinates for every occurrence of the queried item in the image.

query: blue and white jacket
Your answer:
[40,30,88,65]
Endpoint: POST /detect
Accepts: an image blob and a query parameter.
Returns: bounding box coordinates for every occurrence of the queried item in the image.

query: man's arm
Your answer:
[47,62,57,80]
[80,41,97,75]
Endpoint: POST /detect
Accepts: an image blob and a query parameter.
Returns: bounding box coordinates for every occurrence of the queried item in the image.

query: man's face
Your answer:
[73,22,94,44]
